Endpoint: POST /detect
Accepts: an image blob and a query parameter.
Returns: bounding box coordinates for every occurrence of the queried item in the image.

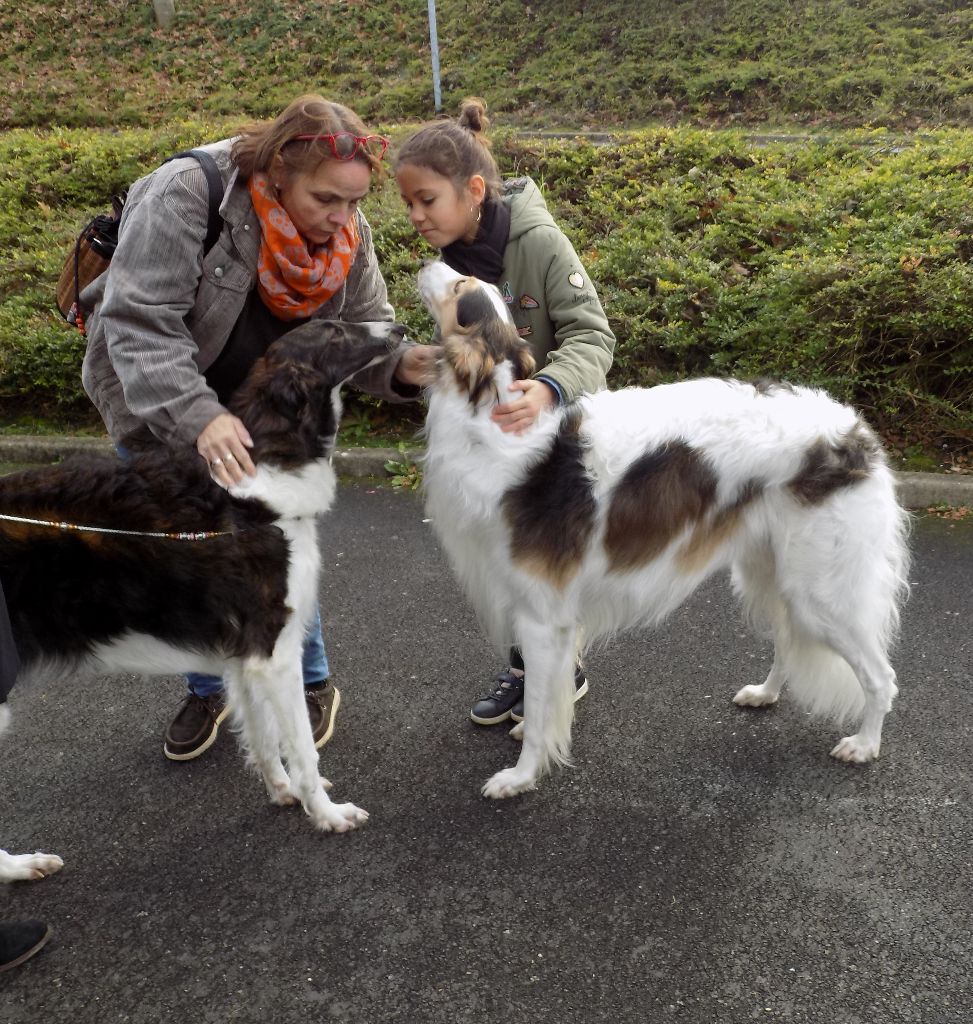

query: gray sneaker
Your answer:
[470,670,525,726]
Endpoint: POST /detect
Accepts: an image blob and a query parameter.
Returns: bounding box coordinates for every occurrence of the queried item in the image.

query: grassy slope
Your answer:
[1,0,973,129]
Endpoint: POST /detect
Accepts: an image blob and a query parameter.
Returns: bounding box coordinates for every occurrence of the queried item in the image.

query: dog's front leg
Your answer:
[257,659,369,833]
[482,619,576,799]
[226,660,293,801]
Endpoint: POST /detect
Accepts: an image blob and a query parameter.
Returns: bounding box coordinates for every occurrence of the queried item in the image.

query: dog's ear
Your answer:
[443,332,497,405]
[511,344,536,382]
[266,362,328,423]
[456,289,500,330]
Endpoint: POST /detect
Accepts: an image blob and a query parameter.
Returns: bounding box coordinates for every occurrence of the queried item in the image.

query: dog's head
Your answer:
[230,320,406,466]
[418,261,535,406]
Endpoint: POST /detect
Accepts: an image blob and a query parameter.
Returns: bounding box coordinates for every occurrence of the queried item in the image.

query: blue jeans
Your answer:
[187,606,330,697]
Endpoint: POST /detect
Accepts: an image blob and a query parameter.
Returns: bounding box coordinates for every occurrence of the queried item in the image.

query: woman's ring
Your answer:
[211,457,223,467]
[224,453,236,462]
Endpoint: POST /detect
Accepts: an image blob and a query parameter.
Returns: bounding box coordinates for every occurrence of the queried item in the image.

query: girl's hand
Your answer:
[491,379,557,434]
[395,344,442,386]
[197,413,256,486]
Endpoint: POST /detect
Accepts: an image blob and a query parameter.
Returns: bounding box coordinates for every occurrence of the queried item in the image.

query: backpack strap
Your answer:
[167,149,225,254]
[63,149,227,328]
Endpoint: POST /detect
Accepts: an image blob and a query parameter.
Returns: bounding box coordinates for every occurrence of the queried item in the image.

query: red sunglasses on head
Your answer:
[292,132,389,161]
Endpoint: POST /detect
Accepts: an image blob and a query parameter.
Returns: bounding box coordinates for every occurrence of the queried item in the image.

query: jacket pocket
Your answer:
[200,243,253,293]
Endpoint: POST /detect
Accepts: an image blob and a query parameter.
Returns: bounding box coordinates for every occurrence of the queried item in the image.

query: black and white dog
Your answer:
[0,319,404,875]
[418,261,911,800]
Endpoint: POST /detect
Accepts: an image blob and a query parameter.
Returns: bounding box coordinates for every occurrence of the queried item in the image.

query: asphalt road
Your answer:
[1,481,971,1023]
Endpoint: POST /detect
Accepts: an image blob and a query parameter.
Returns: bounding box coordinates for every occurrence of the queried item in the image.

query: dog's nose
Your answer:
[390,323,408,342]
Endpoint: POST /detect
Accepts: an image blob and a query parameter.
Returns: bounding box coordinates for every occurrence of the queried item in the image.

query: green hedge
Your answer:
[1,125,971,450]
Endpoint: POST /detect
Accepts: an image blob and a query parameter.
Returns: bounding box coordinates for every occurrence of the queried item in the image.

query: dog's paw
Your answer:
[312,801,370,833]
[270,775,334,807]
[269,783,299,807]
[0,851,64,882]
[481,767,537,800]
[508,721,525,742]
[830,734,880,763]
[733,683,779,708]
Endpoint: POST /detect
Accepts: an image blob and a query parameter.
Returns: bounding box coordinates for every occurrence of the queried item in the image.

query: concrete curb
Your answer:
[0,436,970,510]
[0,435,423,482]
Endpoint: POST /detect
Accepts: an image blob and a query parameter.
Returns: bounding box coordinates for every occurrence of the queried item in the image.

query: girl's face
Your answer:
[396,163,482,248]
[274,156,372,247]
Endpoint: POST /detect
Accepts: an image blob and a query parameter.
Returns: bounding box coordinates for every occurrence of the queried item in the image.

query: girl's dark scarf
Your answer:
[441,196,511,285]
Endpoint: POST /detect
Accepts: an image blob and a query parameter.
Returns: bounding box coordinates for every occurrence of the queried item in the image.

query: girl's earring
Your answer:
[471,204,482,226]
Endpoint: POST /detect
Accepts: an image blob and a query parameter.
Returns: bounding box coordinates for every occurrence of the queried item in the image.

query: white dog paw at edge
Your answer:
[0,851,65,882]
[732,684,779,707]
[482,767,538,800]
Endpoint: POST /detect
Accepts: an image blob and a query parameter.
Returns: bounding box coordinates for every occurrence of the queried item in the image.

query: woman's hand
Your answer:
[491,379,557,434]
[394,344,442,387]
[197,413,256,486]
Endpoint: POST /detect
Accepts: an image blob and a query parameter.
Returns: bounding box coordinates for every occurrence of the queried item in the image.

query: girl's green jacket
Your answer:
[498,176,616,403]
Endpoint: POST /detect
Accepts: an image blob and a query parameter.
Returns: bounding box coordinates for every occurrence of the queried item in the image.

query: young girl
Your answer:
[394,97,616,727]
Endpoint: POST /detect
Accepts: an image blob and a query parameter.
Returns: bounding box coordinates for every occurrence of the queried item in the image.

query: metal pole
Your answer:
[427,0,442,113]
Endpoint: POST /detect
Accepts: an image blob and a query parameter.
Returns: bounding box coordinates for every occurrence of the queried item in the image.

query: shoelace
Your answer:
[186,693,223,720]
[481,670,523,701]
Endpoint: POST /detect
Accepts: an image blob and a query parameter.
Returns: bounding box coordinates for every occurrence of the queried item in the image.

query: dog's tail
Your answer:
[736,481,910,726]
[776,632,867,724]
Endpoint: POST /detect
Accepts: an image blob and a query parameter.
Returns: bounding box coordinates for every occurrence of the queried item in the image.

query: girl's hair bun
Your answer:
[457,97,491,140]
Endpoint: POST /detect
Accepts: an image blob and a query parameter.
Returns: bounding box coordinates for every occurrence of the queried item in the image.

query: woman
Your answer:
[82,94,436,762]
[394,97,616,727]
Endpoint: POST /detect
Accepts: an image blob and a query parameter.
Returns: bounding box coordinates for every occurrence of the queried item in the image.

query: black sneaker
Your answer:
[0,920,52,973]
[305,682,340,748]
[470,670,525,726]
[163,692,229,761]
[509,664,588,723]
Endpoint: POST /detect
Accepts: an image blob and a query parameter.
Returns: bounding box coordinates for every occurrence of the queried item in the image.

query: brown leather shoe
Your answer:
[305,682,340,749]
[163,692,229,761]
[0,920,51,973]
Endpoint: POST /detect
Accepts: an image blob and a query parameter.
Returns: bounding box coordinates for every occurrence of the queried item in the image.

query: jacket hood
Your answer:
[502,178,559,243]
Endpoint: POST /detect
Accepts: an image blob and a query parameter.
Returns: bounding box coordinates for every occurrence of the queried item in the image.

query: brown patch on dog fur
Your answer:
[789,420,880,505]
[604,442,718,572]
[676,479,763,572]
[503,410,595,589]
[434,277,535,405]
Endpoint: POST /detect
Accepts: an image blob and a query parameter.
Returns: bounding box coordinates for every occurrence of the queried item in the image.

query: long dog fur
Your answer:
[417,261,911,800]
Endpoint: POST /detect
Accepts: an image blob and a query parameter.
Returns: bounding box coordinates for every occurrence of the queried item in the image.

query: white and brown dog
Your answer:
[0,319,405,874]
[418,261,911,800]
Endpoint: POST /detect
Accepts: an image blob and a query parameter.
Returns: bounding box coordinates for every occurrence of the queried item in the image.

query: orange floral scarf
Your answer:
[248,172,360,320]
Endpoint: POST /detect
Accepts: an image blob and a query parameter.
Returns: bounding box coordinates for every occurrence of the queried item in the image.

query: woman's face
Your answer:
[396,163,480,248]
[275,157,372,247]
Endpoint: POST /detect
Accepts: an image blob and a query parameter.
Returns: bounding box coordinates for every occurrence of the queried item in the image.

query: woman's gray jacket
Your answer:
[81,138,409,448]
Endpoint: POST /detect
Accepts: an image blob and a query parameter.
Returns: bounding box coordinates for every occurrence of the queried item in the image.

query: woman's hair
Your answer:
[393,97,502,198]
[232,94,385,180]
